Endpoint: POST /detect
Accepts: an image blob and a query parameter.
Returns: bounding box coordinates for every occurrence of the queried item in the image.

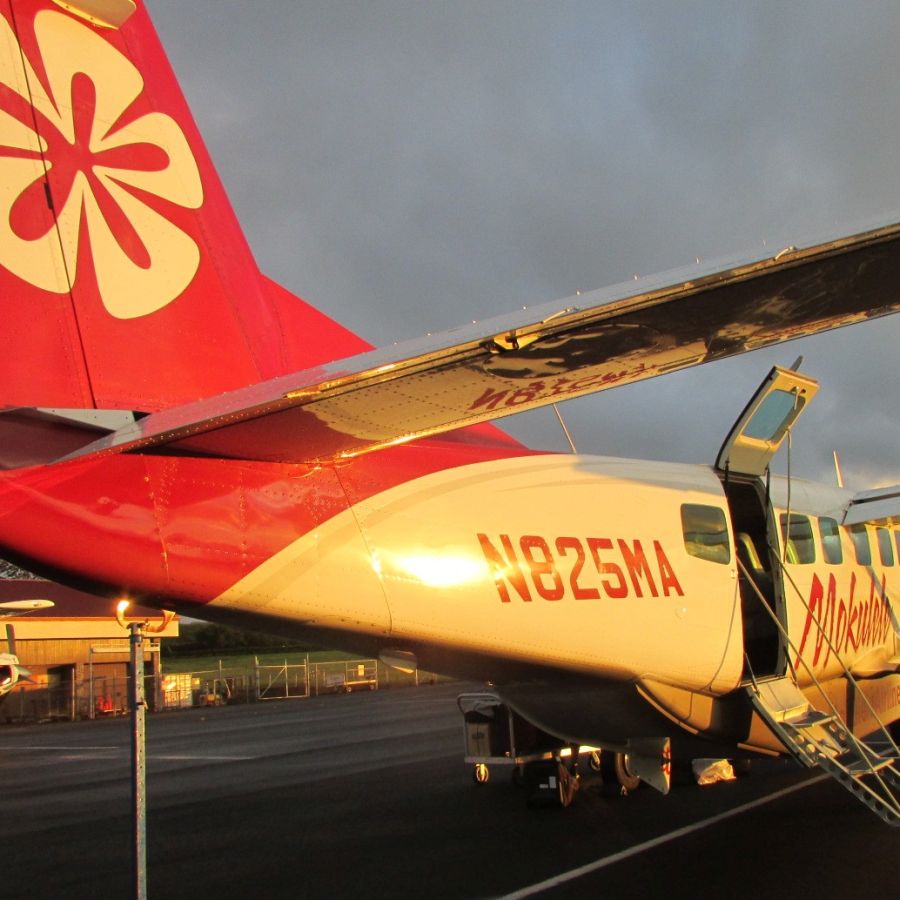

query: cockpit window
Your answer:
[780,513,815,564]
[817,517,843,565]
[681,504,730,564]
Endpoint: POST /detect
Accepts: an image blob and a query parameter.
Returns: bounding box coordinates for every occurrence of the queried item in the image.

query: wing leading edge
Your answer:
[63,217,900,465]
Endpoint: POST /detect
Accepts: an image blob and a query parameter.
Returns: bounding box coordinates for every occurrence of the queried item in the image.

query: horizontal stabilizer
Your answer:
[61,217,900,465]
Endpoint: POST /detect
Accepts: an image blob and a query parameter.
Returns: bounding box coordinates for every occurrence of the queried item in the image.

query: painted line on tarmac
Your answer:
[8,745,120,751]
[499,774,830,899]
[151,754,257,761]
[9,746,256,761]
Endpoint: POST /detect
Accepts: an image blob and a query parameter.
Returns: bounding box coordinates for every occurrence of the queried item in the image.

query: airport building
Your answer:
[0,579,179,723]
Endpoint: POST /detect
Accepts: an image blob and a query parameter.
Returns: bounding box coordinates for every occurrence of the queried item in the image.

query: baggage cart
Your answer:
[458,691,597,786]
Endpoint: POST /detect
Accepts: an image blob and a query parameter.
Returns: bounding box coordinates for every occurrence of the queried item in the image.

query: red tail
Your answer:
[0,0,368,411]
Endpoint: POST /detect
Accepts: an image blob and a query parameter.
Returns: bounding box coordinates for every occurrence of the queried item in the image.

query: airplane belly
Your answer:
[350,454,744,693]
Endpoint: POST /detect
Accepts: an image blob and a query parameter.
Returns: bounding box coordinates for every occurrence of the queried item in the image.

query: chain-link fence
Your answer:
[1,671,155,724]
[1,656,450,724]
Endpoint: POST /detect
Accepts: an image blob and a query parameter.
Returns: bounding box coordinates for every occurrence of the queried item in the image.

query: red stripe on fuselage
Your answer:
[0,432,535,604]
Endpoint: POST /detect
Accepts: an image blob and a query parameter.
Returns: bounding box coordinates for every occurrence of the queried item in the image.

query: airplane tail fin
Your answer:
[0,0,368,412]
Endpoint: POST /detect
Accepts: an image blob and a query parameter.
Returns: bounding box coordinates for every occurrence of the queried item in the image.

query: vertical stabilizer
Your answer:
[0,0,368,411]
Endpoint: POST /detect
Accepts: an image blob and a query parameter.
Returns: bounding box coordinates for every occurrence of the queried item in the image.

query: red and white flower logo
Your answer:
[0,10,203,318]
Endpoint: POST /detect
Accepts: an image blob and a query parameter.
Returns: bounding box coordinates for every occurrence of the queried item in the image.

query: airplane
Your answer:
[0,0,897,819]
[0,599,53,698]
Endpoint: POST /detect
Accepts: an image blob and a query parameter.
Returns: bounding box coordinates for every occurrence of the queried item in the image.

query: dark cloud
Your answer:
[149,0,900,488]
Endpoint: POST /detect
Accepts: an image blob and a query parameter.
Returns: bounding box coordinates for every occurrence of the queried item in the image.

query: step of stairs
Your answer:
[746,676,899,825]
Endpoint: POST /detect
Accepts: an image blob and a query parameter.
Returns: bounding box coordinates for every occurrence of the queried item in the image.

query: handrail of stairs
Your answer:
[737,555,899,769]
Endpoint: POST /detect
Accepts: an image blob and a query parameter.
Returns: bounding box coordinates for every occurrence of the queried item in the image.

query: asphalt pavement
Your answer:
[1,682,894,899]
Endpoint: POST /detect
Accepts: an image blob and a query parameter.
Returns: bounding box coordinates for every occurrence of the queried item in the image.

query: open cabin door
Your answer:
[716,366,819,477]
[716,366,819,679]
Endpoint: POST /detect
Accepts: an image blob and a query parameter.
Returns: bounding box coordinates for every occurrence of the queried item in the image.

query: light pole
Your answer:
[116,601,174,900]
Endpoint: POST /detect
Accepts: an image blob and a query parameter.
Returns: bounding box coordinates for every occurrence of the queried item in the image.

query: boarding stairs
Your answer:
[736,555,899,825]
[746,675,899,825]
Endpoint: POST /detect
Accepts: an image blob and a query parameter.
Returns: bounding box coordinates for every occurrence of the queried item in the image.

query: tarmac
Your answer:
[1,681,895,899]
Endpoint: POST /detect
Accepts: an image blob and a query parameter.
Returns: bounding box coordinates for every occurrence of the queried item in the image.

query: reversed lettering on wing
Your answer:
[468,366,649,414]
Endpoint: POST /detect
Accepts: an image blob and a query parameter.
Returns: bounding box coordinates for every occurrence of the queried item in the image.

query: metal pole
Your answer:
[116,602,173,899]
[128,621,148,900]
[551,403,578,454]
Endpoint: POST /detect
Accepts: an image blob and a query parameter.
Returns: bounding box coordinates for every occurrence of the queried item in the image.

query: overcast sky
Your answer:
[149,0,900,490]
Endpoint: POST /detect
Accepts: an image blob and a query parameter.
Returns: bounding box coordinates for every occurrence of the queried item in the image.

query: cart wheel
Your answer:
[614,753,641,794]
[473,763,490,784]
[557,761,579,808]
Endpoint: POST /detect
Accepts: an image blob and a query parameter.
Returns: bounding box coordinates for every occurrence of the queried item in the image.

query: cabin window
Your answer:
[848,524,871,566]
[817,517,843,565]
[895,530,900,562]
[681,504,730,564]
[875,527,895,566]
[780,514,815,564]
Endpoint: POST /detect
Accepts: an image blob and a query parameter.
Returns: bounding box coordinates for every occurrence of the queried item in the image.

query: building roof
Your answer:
[0,580,179,639]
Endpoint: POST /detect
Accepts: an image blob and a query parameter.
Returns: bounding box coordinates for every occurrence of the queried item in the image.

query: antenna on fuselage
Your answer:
[833,450,845,489]
[552,403,578,454]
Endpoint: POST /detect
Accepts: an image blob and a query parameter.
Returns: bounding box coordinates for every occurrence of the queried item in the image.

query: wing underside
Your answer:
[65,218,900,464]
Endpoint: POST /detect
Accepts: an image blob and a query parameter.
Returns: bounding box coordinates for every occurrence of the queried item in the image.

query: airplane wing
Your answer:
[842,485,900,526]
[66,217,900,464]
